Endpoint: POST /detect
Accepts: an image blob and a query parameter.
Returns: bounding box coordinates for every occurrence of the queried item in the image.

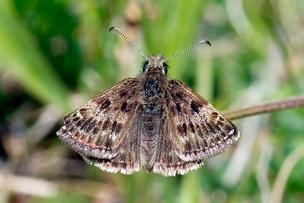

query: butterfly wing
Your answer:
[82,139,140,175]
[152,112,204,176]
[153,147,204,176]
[166,80,240,162]
[57,78,142,174]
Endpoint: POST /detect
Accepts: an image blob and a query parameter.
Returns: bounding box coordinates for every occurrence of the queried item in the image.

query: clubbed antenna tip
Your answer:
[164,39,211,62]
[109,26,148,60]
[201,40,211,47]
[109,26,115,32]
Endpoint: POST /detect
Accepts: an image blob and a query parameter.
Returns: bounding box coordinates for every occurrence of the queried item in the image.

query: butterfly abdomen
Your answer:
[137,103,164,171]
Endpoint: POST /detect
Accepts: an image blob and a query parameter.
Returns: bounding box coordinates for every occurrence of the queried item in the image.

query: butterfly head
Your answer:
[143,55,168,75]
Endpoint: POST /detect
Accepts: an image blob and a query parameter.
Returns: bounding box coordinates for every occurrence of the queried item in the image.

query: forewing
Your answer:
[57,78,141,164]
[166,80,240,162]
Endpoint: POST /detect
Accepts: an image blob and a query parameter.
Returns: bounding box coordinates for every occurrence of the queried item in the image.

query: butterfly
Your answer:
[56,27,240,176]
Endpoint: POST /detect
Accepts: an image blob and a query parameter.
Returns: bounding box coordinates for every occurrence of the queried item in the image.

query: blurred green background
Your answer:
[0,0,303,202]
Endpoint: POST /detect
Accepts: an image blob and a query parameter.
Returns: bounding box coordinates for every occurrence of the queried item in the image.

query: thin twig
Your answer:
[222,96,304,120]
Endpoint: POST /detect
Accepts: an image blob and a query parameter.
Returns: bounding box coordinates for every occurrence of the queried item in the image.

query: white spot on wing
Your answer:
[228,129,235,135]
[109,133,117,141]
[76,111,83,119]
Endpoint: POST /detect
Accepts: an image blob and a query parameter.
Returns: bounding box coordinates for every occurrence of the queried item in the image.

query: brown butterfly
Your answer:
[57,27,240,176]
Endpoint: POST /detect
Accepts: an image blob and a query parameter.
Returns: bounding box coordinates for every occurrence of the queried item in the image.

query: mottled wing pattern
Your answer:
[57,78,142,174]
[165,80,240,162]
[83,139,140,175]
[152,113,204,176]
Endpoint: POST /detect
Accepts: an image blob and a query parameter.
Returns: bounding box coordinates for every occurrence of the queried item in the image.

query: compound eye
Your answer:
[163,62,168,74]
[143,61,149,72]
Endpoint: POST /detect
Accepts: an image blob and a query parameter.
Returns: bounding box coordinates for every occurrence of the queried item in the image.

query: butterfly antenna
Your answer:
[164,40,211,62]
[109,26,148,60]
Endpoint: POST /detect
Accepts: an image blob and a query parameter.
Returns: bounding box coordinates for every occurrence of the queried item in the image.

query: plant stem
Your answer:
[222,96,304,120]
